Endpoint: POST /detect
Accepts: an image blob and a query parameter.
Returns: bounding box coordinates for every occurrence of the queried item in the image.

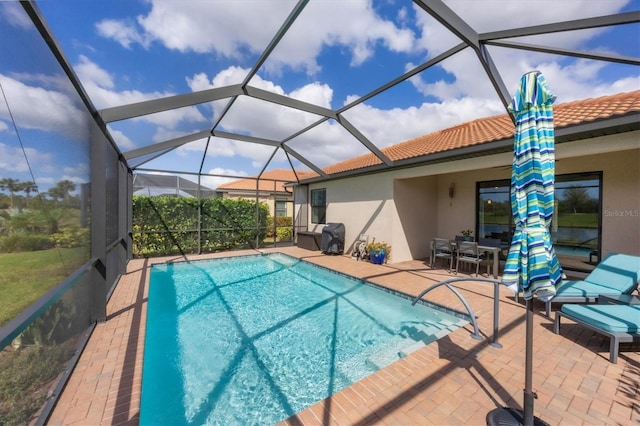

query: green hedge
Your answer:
[266,216,293,241]
[132,196,270,257]
[0,232,54,252]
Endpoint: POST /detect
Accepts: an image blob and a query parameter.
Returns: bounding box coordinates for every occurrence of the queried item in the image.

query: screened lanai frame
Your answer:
[98,1,639,181]
[0,1,638,424]
[78,0,640,260]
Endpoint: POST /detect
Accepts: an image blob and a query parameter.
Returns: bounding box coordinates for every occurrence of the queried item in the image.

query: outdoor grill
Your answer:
[321,223,345,255]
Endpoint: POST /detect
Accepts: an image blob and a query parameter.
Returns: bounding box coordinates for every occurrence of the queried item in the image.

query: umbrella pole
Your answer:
[486,298,548,426]
[523,298,535,426]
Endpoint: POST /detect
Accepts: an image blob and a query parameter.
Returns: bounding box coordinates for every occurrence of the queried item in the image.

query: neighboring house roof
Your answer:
[132,173,216,197]
[321,90,640,176]
[216,169,315,194]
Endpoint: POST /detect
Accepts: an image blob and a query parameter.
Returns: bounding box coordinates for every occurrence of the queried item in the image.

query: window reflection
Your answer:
[477,172,602,270]
[1,4,95,423]
[1,4,91,322]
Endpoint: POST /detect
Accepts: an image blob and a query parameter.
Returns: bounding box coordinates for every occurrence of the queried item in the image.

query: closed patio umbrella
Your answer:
[488,71,562,426]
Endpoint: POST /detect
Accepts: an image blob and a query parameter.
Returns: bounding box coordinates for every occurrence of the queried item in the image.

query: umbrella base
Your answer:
[486,407,549,426]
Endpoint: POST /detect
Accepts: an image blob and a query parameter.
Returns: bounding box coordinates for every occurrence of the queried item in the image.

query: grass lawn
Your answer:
[0,247,88,327]
[557,212,598,227]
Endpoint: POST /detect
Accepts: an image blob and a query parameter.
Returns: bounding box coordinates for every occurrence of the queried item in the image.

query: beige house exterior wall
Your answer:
[305,131,639,264]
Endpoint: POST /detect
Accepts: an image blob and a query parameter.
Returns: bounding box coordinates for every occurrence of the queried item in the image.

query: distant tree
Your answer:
[19,181,37,207]
[46,188,63,206]
[47,180,75,206]
[52,179,76,206]
[0,178,21,208]
[561,186,593,213]
[0,193,10,209]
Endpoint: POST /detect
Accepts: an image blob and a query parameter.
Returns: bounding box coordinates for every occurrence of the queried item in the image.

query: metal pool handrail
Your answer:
[411,277,506,348]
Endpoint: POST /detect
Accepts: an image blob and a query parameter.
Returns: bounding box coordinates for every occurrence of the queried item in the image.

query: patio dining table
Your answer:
[430,239,502,279]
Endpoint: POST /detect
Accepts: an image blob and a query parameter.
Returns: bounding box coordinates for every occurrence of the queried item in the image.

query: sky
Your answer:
[0,0,639,193]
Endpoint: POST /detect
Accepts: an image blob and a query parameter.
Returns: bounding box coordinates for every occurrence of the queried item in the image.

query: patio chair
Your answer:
[456,241,481,276]
[554,304,640,363]
[545,253,640,317]
[431,238,454,272]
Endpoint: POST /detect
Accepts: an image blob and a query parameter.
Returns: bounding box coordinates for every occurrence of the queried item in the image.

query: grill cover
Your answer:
[321,223,345,254]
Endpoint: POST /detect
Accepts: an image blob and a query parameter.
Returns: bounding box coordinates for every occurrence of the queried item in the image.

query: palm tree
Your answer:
[0,178,21,208]
[51,179,76,206]
[19,181,38,207]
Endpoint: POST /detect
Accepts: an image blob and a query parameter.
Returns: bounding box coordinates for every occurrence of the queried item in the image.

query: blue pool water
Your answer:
[141,253,467,425]
[554,245,593,258]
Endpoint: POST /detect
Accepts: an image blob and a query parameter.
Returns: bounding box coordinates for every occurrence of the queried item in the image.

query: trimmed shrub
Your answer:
[0,232,53,253]
[276,226,293,241]
[132,196,269,257]
[50,226,90,248]
[266,216,293,239]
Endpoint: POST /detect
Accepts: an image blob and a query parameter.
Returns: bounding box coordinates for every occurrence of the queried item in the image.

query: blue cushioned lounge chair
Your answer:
[546,253,640,317]
[553,304,640,363]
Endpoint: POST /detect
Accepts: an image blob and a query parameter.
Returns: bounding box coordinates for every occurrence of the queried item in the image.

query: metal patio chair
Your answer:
[431,238,455,272]
[456,241,482,276]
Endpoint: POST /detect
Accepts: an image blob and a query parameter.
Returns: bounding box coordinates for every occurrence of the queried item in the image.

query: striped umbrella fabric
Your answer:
[502,71,563,301]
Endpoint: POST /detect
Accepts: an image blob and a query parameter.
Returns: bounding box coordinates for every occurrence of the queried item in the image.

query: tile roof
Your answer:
[324,89,640,175]
[216,169,315,192]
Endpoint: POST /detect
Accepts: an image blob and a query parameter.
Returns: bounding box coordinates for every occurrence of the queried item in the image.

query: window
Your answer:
[311,188,326,224]
[275,200,287,217]
[477,180,511,246]
[554,172,602,265]
[477,172,602,270]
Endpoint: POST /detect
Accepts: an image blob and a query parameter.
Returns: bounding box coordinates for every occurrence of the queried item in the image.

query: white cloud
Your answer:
[35,176,55,186]
[261,0,416,74]
[97,0,294,57]
[201,167,248,189]
[0,142,30,173]
[282,120,368,168]
[61,175,88,188]
[0,142,54,173]
[96,19,152,50]
[178,132,278,167]
[410,0,635,103]
[63,163,89,176]
[0,2,33,30]
[75,55,115,89]
[187,67,332,142]
[107,127,136,151]
[289,82,333,108]
[0,74,89,141]
[347,96,504,149]
[74,56,207,130]
[445,0,629,34]
[97,0,416,75]
[176,136,227,157]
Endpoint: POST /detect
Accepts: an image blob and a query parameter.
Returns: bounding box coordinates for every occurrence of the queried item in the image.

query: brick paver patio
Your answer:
[47,247,639,425]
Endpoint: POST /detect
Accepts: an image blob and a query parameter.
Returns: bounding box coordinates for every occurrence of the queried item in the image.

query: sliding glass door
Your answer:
[477,172,602,269]
[554,172,602,264]
[477,180,512,246]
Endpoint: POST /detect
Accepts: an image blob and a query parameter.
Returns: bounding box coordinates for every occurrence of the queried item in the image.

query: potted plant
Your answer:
[367,241,391,264]
[461,229,474,241]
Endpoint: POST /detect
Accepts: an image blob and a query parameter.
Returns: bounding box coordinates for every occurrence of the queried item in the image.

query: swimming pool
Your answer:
[141,253,467,425]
